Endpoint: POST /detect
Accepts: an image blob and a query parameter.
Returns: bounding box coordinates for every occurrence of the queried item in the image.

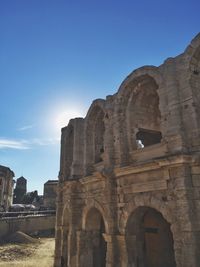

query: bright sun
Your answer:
[46,102,85,138]
[53,108,84,136]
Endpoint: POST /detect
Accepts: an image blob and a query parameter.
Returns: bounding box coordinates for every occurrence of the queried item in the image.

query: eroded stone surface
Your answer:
[0,165,14,211]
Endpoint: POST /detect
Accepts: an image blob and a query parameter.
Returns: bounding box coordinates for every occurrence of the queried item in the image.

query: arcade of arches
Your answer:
[55,34,200,267]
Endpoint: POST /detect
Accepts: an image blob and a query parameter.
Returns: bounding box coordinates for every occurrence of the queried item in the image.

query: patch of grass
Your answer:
[0,238,55,267]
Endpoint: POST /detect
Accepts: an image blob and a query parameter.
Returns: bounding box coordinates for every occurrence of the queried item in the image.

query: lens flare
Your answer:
[55,109,81,129]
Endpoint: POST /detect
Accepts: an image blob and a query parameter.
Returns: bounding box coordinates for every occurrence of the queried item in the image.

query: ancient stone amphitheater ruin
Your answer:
[54,33,200,267]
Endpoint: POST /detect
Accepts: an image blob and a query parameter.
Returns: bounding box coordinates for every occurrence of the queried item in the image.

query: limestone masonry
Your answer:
[43,180,58,209]
[0,165,14,211]
[54,33,200,267]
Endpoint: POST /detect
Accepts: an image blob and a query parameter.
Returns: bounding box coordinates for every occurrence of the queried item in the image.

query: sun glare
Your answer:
[44,100,86,139]
[56,109,81,129]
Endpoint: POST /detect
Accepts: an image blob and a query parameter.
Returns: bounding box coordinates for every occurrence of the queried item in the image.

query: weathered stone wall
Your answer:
[54,33,200,267]
[0,215,55,239]
[0,165,14,211]
[43,180,58,209]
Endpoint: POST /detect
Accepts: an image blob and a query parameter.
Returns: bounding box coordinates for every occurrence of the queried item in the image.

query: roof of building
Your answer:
[17,176,27,181]
[44,180,58,185]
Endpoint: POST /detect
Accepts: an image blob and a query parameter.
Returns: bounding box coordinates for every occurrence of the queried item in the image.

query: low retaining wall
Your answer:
[0,215,55,239]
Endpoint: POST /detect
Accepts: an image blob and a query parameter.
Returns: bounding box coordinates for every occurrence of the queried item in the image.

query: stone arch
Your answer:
[84,100,106,175]
[82,199,109,233]
[184,33,200,98]
[114,67,166,162]
[117,66,164,99]
[81,203,108,267]
[119,195,174,234]
[182,33,200,145]
[125,206,176,267]
[127,75,162,150]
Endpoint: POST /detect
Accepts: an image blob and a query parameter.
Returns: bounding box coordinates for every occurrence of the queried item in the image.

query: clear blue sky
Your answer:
[0,0,199,194]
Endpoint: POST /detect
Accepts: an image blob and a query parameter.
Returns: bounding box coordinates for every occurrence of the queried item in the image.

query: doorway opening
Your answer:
[85,208,107,267]
[126,207,176,267]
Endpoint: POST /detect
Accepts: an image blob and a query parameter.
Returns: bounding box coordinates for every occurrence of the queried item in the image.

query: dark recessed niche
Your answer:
[193,70,199,75]
[145,227,158,234]
[136,129,162,148]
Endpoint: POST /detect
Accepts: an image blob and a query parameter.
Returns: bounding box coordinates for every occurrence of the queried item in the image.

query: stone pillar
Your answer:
[162,59,187,153]
[61,227,68,267]
[116,235,129,267]
[54,227,62,267]
[103,96,115,168]
[67,228,77,266]
[169,164,200,267]
[59,127,68,182]
[71,118,84,179]
[102,234,120,267]
[54,189,63,267]
[177,56,200,150]
[113,97,130,166]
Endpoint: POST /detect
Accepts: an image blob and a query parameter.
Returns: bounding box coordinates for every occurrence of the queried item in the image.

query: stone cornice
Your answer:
[114,154,197,178]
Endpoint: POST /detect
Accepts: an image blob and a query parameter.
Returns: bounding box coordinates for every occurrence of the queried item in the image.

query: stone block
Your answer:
[192,174,200,187]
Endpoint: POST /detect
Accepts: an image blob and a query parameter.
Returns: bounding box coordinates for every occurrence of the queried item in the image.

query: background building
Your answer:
[13,176,27,204]
[43,180,58,209]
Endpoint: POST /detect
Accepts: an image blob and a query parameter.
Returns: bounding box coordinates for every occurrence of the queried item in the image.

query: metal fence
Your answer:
[0,210,56,219]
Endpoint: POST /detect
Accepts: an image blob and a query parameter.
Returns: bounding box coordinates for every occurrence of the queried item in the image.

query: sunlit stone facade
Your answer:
[54,34,200,267]
[0,165,14,211]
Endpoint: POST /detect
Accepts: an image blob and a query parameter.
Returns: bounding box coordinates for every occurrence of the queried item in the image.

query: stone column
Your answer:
[113,97,130,166]
[169,164,200,267]
[67,228,77,266]
[103,234,120,267]
[54,189,63,267]
[116,235,129,267]
[59,127,68,182]
[61,227,68,267]
[179,68,200,150]
[67,187,84,267]
[71,118,84,179]
[162,59,187,153]
[54,227,62,267]
[103,96,115,168]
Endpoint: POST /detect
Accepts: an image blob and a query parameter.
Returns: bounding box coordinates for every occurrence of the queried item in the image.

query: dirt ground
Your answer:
[0,238,55,267]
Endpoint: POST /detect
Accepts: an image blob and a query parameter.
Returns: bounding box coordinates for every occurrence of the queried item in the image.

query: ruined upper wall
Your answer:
[59,33,200,181]
[0,165,14,210]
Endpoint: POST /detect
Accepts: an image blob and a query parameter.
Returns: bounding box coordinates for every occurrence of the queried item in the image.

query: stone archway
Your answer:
[81,207,107,267]
[126,206,176,267]
[84,102,106,175]
[126,75,162,151]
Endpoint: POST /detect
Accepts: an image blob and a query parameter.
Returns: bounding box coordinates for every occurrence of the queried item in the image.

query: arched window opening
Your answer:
[127,75,162,151]
[85,105,105,175]
[136,128,162,148]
